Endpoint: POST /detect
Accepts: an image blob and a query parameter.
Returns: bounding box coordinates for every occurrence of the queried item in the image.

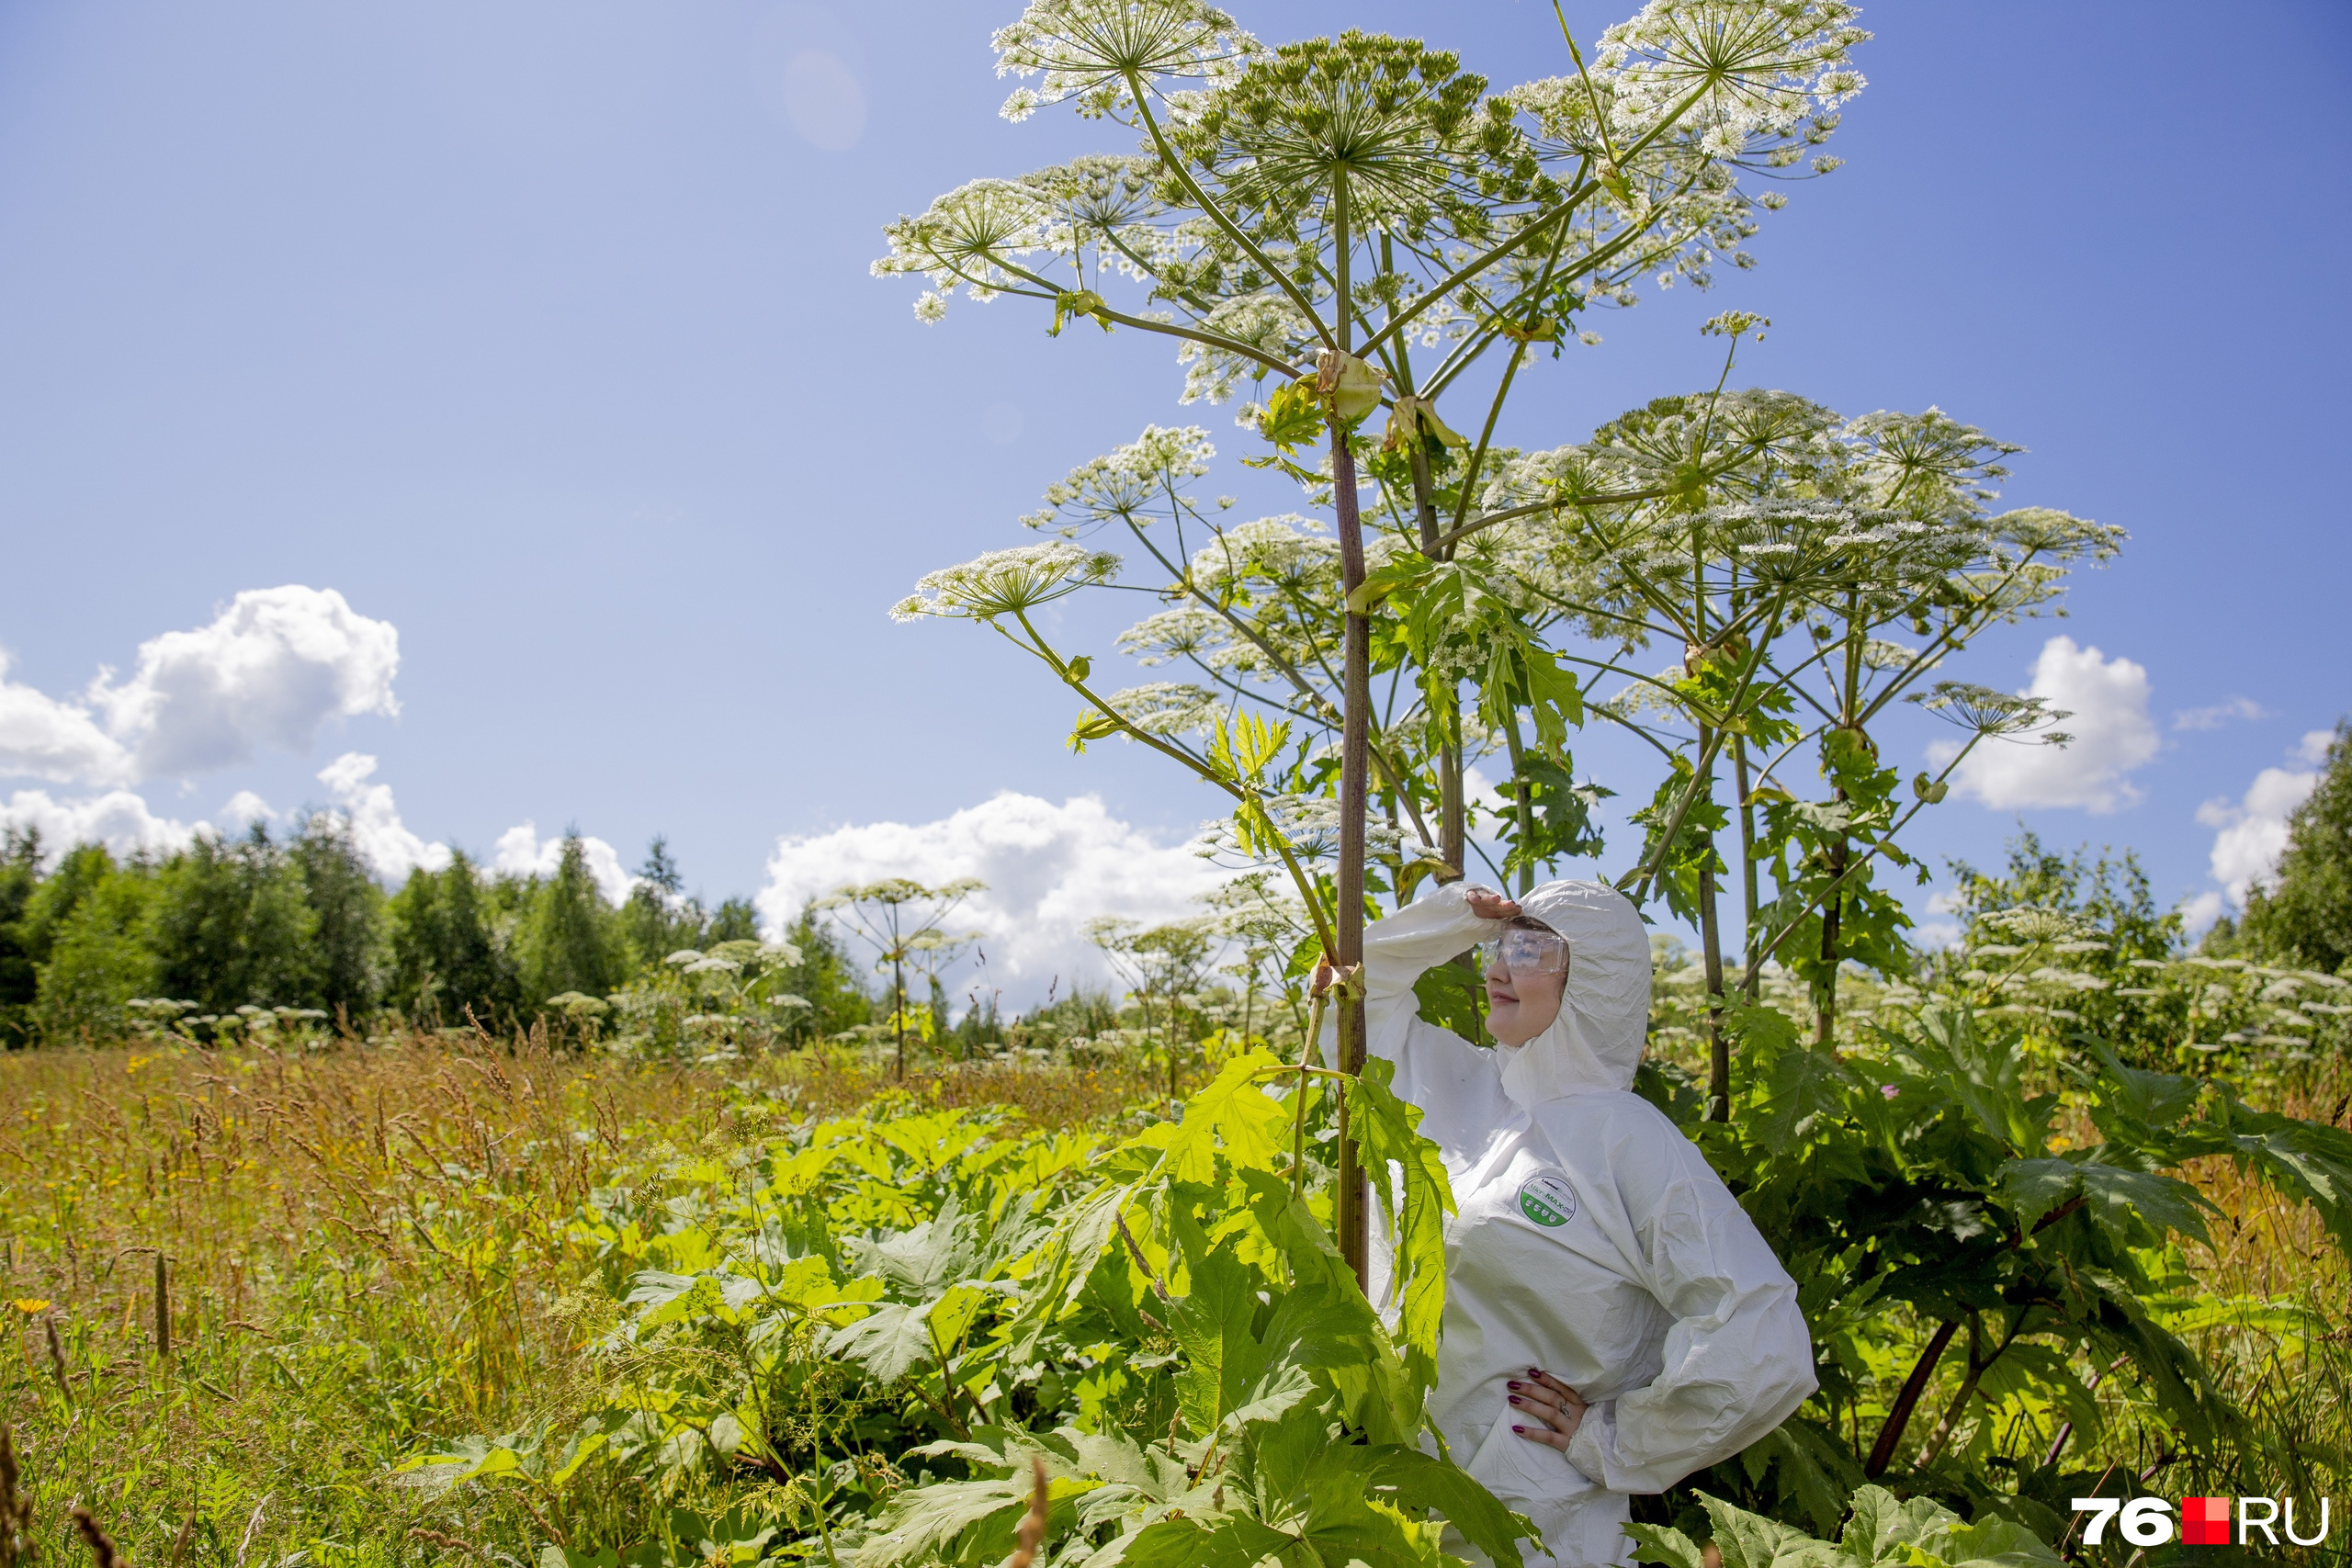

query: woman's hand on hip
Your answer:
[1509,1368,1587,1450]
[1464,887,1521,922]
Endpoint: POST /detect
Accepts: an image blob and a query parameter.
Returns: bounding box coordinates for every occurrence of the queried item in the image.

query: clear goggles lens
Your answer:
[1479,928,1568,977]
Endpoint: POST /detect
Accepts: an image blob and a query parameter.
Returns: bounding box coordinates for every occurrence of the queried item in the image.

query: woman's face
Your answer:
[1485,924,1568,1046]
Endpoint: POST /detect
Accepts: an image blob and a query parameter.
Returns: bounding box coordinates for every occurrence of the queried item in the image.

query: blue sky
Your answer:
[1,0,2346,994]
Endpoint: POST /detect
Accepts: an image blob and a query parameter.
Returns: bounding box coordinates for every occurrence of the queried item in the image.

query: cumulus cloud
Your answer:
[218,791,278,832]
[317,752,451,880]
[493,821,637,905]
[757,792,1227,1007]
[0,787,199,864]
[94,586,400,777]
[0,650,134,784]
[1938,636,2159,813]
[2196,749,2325,910]
[0,587,400,787]
[2172,695,2267,732]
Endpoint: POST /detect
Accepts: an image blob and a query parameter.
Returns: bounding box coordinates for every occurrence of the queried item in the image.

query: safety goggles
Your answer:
[1478,927,1568,978]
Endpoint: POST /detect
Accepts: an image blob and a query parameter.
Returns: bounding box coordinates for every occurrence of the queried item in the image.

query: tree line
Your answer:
[0,822,873,1047]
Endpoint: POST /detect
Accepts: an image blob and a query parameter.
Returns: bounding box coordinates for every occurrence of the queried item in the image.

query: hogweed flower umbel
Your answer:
[893,542,1123,623]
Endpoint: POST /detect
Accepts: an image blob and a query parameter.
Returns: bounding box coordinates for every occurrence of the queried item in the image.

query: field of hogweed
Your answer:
[0,1030,2346,1567]
[0,1035,1159,1563]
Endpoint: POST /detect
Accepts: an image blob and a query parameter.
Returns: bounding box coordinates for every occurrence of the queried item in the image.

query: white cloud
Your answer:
[2179,890,2225,932]
[2295,728,2335,766]
[0,587,400,787]
[317,752,451,880]
[0,650,134,784]
[757,792,1227,1008]
[1938,636,2159,813]
[218,791,278,832]
[2172,695,2267,732]
[2197,762,2320,908]
[0,787,198,865]
[94,586,400,777]
[492,821,637,905]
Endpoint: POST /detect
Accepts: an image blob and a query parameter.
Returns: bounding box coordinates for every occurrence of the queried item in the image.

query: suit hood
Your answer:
[1496,878,1653,1108]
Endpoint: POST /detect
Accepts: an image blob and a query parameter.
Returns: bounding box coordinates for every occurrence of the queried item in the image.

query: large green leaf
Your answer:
[1347,1057,1455,1399]
[1743,1009,1849,1148]
[850,1192,981,1299]
[1995,1156,2212,1246]
[1362,1446,1528,1568]
[1624,1524,1710,1568]
[1139,1051,1292,1185]
[824,1300,936,1384]
[1697,1492,1840,1568]
[1894,1004,2054,1157]
[1169,1245,1272,1433]
[1120,1515,1297,1568]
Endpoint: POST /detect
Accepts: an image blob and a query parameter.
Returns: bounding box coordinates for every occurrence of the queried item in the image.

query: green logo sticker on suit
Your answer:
[1518,1173,1577,1227]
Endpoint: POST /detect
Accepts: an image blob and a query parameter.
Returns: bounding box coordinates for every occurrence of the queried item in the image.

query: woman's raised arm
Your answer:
[1357,883,1502,1064]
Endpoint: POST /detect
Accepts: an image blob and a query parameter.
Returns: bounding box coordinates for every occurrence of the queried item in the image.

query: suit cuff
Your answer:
[1565,1402,1614,1486]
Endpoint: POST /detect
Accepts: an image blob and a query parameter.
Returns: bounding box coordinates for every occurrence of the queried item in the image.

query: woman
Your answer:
[1346,878,1815,1568]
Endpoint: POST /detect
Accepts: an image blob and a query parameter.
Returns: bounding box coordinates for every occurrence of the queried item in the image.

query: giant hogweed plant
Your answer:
[1637,998,2352,1551]
[404,1060,1528,1568]
[1462,321,2119,1111]
[885,0,1869,1279]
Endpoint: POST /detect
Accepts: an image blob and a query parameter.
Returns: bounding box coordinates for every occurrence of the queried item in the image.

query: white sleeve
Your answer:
[1358,883,1498,1065]
[1564,1160,1817,1495]
[1317,886,1504,1160]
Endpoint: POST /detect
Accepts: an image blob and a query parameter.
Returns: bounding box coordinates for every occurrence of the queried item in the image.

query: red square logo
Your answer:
[2181,1496,2231,1545]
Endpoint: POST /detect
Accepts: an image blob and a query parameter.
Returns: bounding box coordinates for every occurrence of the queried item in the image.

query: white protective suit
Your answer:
[1341,880,1816,1568]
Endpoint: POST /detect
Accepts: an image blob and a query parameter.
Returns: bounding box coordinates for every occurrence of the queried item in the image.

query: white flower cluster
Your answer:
[1101,681,1225,737]
[1022,424,1217,536]
[1595,0,1870,152]
[990,0,1261,123]
[892,542,1122,623]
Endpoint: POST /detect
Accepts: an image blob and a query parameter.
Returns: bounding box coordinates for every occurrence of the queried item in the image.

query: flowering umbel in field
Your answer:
[885,0,1872,1283]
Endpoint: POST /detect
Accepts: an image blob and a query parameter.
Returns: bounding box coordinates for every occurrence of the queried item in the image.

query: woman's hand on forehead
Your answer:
[1464,886,1521,921]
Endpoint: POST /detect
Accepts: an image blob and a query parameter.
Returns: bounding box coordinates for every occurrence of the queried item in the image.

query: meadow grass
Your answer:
[0,1036,1159,1562]
[1,1035,2346,1563]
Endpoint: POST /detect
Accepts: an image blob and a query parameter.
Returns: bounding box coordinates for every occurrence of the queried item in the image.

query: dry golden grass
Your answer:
[1,1031,2343,1561]
[0,1035,1159,1561]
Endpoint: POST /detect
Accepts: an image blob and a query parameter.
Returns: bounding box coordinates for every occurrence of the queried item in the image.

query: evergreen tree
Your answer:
[519,834,627,1007]
[289,813,387,1025]
[387,851,521,1028]
[706,897,760,944]
[149,826,319,1011]
[620,836,705,967]
[771,906,871,1042]
[0,829,40,1046]
[2244,721,2352,974]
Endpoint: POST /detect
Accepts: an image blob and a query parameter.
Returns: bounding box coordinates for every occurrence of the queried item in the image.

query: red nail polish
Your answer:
[1512,1426,1526,1434]
[1509,1395,1521,1405]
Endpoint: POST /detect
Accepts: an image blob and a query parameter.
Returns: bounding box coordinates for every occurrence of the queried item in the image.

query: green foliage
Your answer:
[400,1043,1513,1568]
[1629,1485,2058,1568]
[1917,830,2350,1072]
[0,824,808,1044]
[522,836,632,1008]
[288,811,388,1023]
[389,850,525,1030]
[147,826,320,1014]
[30,850,159,1043]
[0,829,39,1046]
[2244,720,2352,975]
[1658,996,2352,1536]
[605,938,815,1059]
